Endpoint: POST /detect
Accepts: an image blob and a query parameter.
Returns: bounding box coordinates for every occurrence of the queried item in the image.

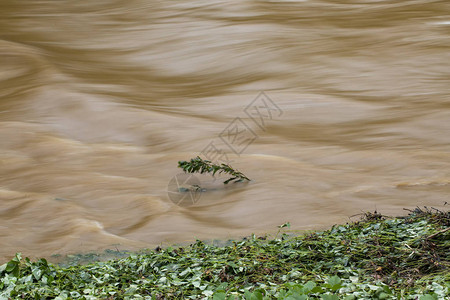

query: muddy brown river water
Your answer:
[0,0,449,262]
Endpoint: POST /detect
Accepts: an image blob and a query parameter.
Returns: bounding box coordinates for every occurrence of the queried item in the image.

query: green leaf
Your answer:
[327,275,341,286]
[5,260,19,277]
[302,281,316,293]
[202,290,214,297]
[249,291,264,300]
[419,295,437,300]
[32,266,42,280]
[327,275,342,291]
[5,261,17,272]
[321,295,339,300]
[311,286,325,293]
[213,292,227,300]
[178,157,250,184]
[278,222,291,229]
[285,295,307,300]
[13,253,22,262]
[244,290,253,300]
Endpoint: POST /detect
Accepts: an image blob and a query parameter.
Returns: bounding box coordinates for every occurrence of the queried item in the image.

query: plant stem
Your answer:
[178,156,250,184]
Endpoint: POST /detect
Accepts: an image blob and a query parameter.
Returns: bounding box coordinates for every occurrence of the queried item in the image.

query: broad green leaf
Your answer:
[327,275,342,291]
[302,281,316,293]
[328,276,341,287]
[5,261,17,273]
[321,295,339,300]
[285,295,307,300]
[419,295,437,300]
[202,290,214,297]
[213,292,227,300]
[32,266,42,280]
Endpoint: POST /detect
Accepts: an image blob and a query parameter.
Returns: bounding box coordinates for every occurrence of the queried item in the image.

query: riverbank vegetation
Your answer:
[1,207,448,299]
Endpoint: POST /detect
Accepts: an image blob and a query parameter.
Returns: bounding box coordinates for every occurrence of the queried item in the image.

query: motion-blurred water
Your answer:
[0,0,449,261]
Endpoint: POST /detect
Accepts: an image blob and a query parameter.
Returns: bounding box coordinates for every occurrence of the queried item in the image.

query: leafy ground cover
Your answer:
[1,207,448,299]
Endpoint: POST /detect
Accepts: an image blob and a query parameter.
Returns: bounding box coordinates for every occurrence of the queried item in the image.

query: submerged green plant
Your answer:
[178,156,250,184]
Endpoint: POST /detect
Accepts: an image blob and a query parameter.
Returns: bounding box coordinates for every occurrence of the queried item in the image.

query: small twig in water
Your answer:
[178,156,250,184]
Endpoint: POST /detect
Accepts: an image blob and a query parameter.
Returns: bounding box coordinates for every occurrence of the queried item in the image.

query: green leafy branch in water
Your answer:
[178,156,250,184]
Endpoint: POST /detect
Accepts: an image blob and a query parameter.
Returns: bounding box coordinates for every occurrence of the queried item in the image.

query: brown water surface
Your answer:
[0,0,449,261]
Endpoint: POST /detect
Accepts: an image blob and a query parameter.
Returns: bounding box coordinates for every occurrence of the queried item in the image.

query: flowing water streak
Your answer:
[0,0,449,261]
